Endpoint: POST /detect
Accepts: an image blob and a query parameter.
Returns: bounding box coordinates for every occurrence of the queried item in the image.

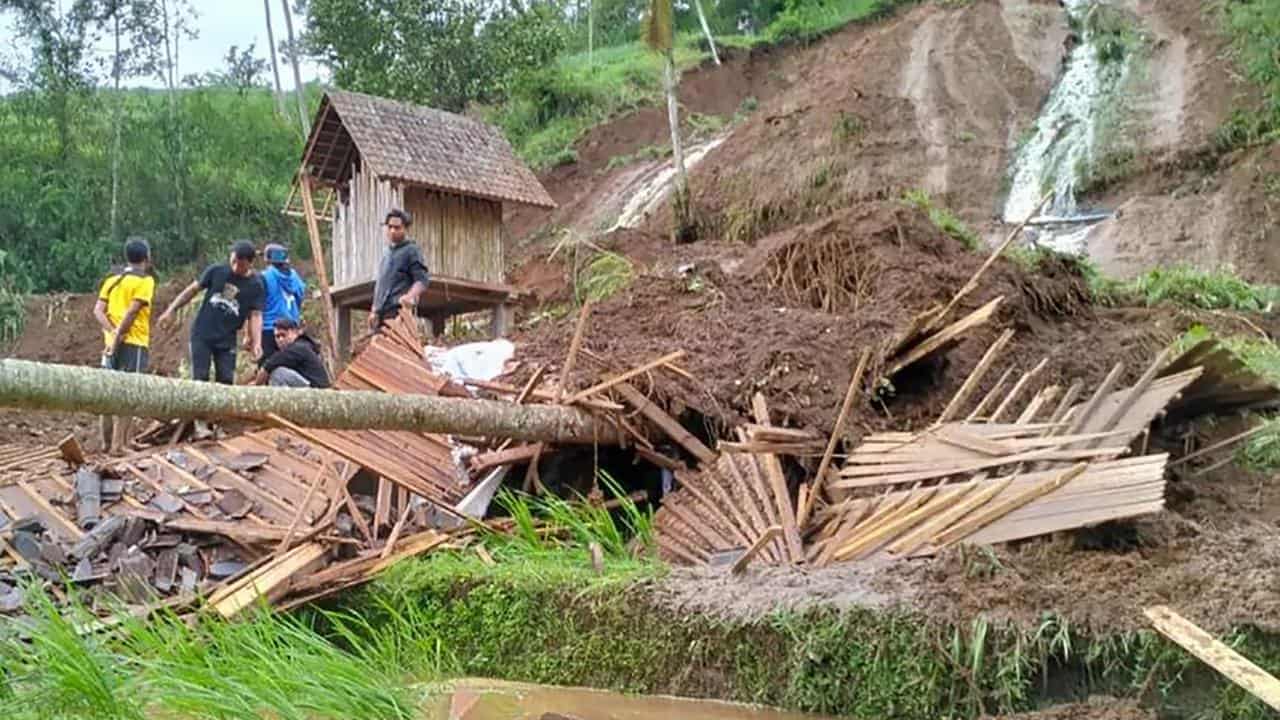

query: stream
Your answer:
[1002,0,1132,254]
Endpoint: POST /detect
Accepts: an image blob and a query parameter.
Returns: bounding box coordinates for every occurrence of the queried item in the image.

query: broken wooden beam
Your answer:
[614,382,716,466]
[1145,605,1280,713]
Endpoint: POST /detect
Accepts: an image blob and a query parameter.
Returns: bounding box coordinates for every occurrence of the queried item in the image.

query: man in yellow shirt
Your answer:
[93,238,155,454]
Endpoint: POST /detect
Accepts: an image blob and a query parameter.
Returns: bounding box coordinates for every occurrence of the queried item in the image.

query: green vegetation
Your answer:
[8,552,1280,719]
[1125,266,1280,312]
[0,83,306,294]
[1087,5,1145,65]
[832,110,866,144]
[606,144,672,171]
[1213,0,1280,151]
[575,250,636,304]
[766,0,902,44]
[902,189,982,252]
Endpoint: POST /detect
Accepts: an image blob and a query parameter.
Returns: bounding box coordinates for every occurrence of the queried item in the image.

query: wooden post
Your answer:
[299,173,341,366]
[491,304,510,339]
[429,314,447,338]
[337,304,352,362]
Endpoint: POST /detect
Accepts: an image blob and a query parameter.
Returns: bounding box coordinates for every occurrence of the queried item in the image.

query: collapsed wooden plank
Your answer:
[565,351,687,405]
[614,382,716,465]
[208,541,329,618]
[937,329,1015,424]
[884,297,1003,379]
[1145,605,1280,713]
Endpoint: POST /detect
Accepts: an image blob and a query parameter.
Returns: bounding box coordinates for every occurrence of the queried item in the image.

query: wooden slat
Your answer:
[1145,605,1280,712]
[751,395,803,562]
[990,357,1049,423]
[967,366,1016,422]
[938,328,1016,424]
[730,526,783,574]
[615,383,716,465]
[932,463,1087,548]
[886,297,1003,378]
[887,475,1015,556]
[565,351,687,405]
[801,348,870,526]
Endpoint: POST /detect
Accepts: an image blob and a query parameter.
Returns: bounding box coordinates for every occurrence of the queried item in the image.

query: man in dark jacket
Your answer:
[251,317,331,388]
[368,208,429,331]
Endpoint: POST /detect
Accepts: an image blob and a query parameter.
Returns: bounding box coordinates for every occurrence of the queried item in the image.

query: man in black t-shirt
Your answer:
[250,318,330,389]
[368,208,430,331]
[159,240,265,385]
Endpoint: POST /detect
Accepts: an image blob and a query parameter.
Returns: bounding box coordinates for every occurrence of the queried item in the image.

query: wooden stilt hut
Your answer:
[298,90,555,358]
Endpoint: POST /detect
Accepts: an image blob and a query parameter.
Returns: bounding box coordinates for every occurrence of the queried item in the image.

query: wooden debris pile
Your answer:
[656,335,1280,572]
[0,314,585,620]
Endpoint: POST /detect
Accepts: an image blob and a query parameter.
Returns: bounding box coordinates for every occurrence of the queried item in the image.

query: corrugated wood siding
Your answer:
[334,162,403,289]
[403,188,503,284]
[332,165,503,289]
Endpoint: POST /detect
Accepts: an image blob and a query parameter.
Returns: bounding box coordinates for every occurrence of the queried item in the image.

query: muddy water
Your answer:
[422,679,833,720]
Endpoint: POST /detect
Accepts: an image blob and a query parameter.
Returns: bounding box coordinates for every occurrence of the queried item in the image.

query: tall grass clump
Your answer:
[576,250,636,304]
[1128,266,1280,311]
[495,39,705,169]
[119,608,416,720]
[0,588,140,720]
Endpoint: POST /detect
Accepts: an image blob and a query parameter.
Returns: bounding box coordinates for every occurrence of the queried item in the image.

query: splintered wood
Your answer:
[656,334,1279,571]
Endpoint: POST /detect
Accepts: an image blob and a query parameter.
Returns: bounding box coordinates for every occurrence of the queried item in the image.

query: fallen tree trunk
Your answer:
[0,359,621,445]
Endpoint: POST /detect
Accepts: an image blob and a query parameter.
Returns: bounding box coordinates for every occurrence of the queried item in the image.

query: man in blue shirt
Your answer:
[260,243,306,358]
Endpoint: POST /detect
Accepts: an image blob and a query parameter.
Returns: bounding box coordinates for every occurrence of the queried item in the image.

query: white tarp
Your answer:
[425,339,516,384]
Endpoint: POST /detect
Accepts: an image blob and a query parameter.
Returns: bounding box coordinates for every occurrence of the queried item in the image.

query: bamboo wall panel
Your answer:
[333,161,502,289]
[404,189,503,284]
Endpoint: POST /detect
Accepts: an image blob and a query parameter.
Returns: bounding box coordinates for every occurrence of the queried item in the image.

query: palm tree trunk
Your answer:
[0,359,622,445]
[663,50,692,242]
[263,0,287,118]
[279,0,310,136]
[691,0,719,65]
[110,10,123,242]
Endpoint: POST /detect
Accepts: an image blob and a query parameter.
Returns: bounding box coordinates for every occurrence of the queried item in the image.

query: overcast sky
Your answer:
[2,0,327,91]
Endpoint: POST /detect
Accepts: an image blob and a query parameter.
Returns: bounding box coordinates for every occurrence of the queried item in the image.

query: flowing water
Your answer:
[423,679,833,720]
[606,135,728,233]
[1001,0,1131,253]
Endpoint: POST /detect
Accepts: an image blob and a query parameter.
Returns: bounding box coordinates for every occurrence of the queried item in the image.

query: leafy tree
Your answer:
[300,0,568,112]
[188,44,269,94]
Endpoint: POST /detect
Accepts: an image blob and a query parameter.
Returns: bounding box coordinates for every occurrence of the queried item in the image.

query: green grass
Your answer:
[492,38,707,170]
[1125,266,1280,312]
[1211,0,1280,153]
[903,188,982,252]
[765,0,901,44]
[575,250,636,305]
[492,0,910,170]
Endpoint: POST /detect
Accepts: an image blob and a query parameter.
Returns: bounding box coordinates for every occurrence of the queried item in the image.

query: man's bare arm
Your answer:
[93,299,115,336]
[158,281,201,324]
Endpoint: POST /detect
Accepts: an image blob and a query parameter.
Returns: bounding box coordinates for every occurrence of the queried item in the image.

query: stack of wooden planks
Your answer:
[655,332,1280,572]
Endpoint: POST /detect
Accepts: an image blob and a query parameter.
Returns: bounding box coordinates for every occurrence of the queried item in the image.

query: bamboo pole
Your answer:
[300,173,342,365]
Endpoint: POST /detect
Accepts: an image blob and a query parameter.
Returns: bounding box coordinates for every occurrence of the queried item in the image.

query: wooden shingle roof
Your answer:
[302,90,555,209]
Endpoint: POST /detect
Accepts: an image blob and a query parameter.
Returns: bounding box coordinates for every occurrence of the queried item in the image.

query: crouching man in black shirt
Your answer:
[250,318,331,389]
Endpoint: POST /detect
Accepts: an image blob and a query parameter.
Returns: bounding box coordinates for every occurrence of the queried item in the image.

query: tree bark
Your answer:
[0,359,621,445]
[691,0,719,65]
[279,0,310,136]
[663,50,693,242]
[263,0,287,118]
[111,10,123,243]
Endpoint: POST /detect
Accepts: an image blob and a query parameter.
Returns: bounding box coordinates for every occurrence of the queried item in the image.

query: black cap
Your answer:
[232,240,257,261]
